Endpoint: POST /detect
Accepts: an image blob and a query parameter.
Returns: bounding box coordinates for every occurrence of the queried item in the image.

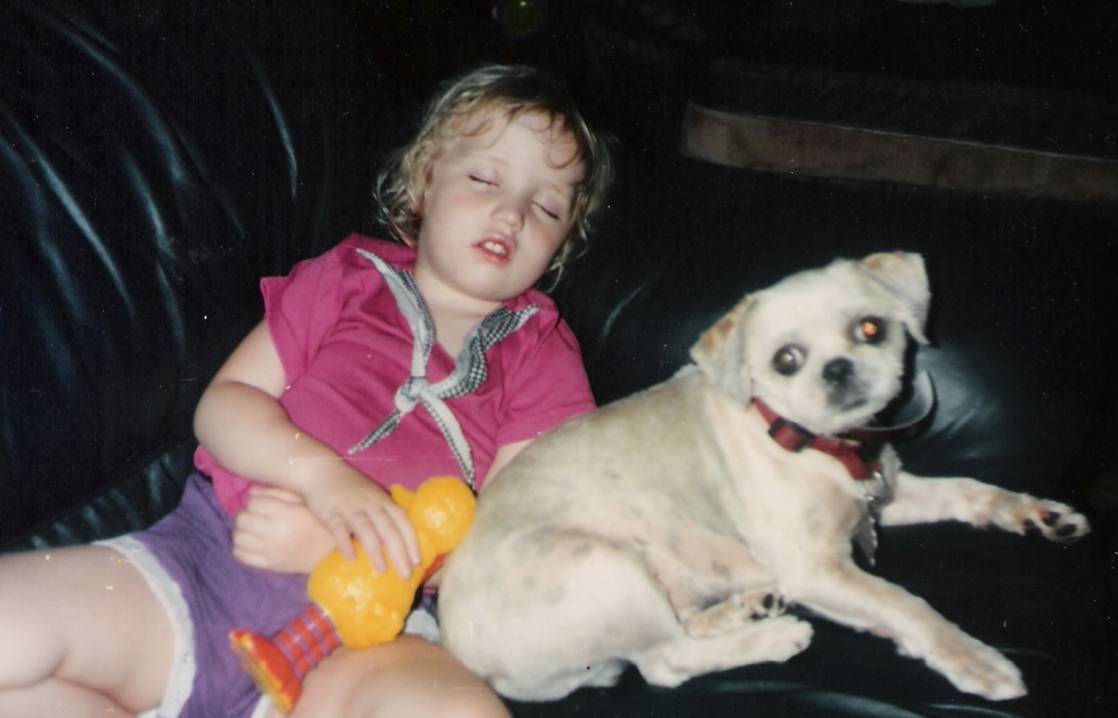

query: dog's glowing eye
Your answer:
[772,345,805,376]
[855,317,886,345]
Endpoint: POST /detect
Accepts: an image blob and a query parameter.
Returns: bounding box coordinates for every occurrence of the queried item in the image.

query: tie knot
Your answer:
[396,376,429,413]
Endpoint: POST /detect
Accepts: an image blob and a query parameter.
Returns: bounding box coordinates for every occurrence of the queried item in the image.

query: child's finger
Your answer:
[233,548,266,568]
[326,515,360,563]
[355,514,400,577]
[234,508,266,536]
[231,524,265,566]
[384,503,421,567]
[355,510,411,579]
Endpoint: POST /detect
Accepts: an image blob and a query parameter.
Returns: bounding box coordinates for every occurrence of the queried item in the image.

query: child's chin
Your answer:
[458,278,523,305]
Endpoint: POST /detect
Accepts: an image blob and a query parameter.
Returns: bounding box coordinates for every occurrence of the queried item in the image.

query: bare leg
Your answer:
[0,677,133,718]
[283,636,509,718]
[0,546,174,716]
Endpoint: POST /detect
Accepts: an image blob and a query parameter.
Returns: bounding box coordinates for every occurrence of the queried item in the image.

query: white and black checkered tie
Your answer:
[348,248,538,489]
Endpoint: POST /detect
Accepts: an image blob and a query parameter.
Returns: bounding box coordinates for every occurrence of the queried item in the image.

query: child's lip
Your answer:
[475,237,513,262]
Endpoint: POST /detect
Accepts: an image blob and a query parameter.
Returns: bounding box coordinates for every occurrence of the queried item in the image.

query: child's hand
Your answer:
[303,468,421,579]
[232,487,334,574]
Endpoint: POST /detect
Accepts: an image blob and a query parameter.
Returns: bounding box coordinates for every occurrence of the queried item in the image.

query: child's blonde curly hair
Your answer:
[374,64,614,278]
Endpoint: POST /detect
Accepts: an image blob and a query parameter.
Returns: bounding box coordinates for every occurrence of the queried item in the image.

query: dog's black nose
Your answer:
[822,358,854,386]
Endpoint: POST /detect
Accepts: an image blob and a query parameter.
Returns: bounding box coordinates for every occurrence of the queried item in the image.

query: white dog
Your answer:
[440,251,1089,702]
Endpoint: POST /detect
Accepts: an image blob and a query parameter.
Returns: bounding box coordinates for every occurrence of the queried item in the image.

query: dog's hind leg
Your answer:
[443,529,687,700]
[633,615,813,688]
[678,589,787,638]
[782,558,1026,700]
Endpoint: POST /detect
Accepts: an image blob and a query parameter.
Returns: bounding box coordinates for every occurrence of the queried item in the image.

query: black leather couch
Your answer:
[3,2,1115,716]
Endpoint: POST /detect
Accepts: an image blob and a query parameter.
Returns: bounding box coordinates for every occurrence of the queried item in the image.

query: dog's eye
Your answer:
[854,317,886,345]
[772,345,805,376]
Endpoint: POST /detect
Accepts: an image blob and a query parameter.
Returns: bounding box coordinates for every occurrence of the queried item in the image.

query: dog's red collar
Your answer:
[752,399,882,481]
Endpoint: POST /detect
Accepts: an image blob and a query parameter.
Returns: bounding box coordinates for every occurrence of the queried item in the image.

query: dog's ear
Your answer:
[858,252,930,345]
[690,296,753,404]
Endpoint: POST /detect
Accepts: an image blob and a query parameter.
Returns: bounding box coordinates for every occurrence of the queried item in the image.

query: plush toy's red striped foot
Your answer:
[229,629,302,713]
[229,605,341,713]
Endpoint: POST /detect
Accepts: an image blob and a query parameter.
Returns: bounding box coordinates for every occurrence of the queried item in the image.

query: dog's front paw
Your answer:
[992,496,1090,543]
[924,631,1027,701]
[1019,500,1090,543]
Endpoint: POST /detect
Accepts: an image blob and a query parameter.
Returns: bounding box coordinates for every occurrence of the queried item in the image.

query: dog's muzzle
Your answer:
[822,358,869,409]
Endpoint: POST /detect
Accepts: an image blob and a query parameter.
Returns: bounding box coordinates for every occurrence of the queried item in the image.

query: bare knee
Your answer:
[291,638,510,718]
[0,546,173,713]
[0,553,67,687]
[293,689,508,718]
[416,687,510,718]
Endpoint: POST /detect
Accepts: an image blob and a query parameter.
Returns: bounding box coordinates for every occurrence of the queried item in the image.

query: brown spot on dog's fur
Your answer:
[527,531,558,556]
[667,531,685,559]
[863,255,889,271]
[571,542,594,558]
[699,314,737,356]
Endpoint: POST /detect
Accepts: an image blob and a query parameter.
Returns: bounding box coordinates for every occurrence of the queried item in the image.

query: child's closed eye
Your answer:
[469,174,496,186]
[535,202,560,220]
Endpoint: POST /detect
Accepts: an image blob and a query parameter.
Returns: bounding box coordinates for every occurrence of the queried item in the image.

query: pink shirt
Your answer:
[196,235,595,516]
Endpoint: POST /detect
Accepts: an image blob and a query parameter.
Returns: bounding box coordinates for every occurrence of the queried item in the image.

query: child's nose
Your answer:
[492,197,526,230]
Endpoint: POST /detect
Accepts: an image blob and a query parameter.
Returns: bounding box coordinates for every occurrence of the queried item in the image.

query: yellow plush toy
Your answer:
[229,476,476,713]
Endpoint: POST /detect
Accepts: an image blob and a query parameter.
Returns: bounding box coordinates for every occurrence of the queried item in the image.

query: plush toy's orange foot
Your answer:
[229,605,341,713]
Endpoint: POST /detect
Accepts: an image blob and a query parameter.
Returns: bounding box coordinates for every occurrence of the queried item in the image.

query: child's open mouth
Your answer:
[477,238,512,262]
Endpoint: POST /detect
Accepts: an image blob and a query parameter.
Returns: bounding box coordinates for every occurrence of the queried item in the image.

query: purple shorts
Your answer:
[102,474,443,717]
[102,474,309,718]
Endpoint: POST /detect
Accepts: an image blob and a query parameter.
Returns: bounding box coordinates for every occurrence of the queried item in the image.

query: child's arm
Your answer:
[194,320,420,577]
[232,438,533,576]
[482,439,531,490]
